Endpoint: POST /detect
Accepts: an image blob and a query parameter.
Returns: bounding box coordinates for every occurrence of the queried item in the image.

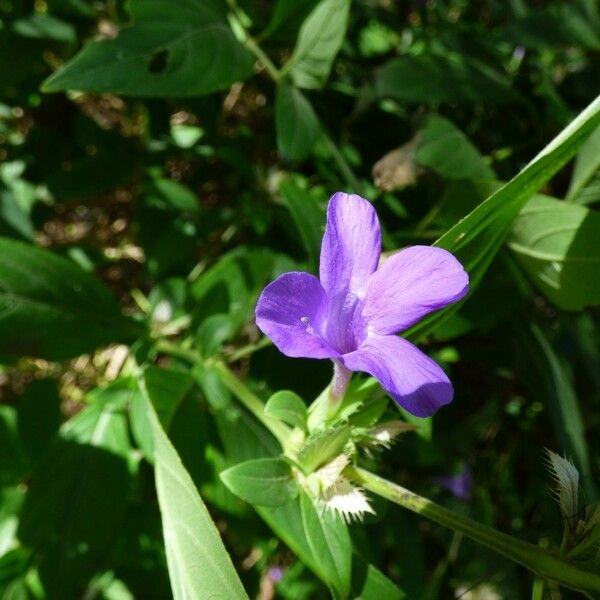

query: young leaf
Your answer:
[275,82,320,161]
[415,116,494,180]
[296,426,351,473]
[265,390,308,431]
[288,0,350,89]
[299,490,352,598]
[0,237,139,360]
[140,387,248,600]
[546,449,580,536]
[42,1,254,97]
[508,194,600,310]
[220,457,298,507]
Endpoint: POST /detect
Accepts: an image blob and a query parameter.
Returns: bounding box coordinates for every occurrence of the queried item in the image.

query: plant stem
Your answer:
[226,337,272,362]
[322,133,364,194]
[347,466,600,593]
[155,340,203,365]
[211,361,291,447]
[330,361,351,404]
[155,341,290,446]
[227,0,362,193]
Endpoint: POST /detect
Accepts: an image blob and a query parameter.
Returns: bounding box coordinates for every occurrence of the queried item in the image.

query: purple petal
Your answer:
[320,192,381,304]
[433,465,473,500]
[341,333,453,416]
[362,246,468,335]
[255,272,339,359]
[319,193,381,352]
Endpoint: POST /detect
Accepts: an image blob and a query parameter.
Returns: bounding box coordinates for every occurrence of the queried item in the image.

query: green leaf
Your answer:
[279,178,324,272]
[409,94,600,339]
[12,13,76,42]
[42,0,254,97]
[375,53,516,104]
[296,426,350,473]
[0,185,34,241]
[299,491,352,598]
[415,116,494,180]
[220,457,298,507]
[265,390,308,431]
[131,367,194,461]
[18,394,133,597]
[260,0,320,39]
[149,177,200,213]
[0,406,26,484]
[288,0,350,89]
[275,82,320,161]
[525,325,596,501]
[0,237,139,360]
[17,379,62,462]
[139,386,248,600]
[212,390,405,598]
[508,194,600,310]
[351,561,407,599]
[566,124,600,202]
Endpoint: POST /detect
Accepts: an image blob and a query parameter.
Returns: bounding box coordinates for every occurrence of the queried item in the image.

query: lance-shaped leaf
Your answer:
[409,94,600,339]
[139,382,248,600]
[43,0,254,97]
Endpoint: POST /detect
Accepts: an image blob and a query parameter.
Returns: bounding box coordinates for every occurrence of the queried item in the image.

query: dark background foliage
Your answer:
[0,0,599,598]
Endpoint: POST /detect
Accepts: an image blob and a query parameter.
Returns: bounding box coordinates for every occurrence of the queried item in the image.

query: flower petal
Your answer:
[363,245,468,334]
[341,333,453,417]
[319,193,381,353]
[255,272,339,359]
[320,192,381,303]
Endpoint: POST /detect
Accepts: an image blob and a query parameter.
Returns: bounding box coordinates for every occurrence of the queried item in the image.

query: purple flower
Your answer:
[433,465,473,500]
[255,193,468,417]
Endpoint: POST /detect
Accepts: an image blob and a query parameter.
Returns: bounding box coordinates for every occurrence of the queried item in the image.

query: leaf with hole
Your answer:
[42,0,254,97]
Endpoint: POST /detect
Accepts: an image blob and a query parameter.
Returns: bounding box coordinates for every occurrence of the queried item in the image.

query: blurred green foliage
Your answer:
[0,0,600,598]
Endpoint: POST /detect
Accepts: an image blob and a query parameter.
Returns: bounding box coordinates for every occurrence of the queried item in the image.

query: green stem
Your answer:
[226,337,272,362]
[227,0,280,81]
[211,361,291,447]
[155,341,290,446]
[347,466,600,593]
[155,340,203,365]
[227,0,362,193]
[322,133,364,194]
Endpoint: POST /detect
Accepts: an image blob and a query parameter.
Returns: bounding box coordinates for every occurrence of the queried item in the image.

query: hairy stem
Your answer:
[347,466,600,593]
